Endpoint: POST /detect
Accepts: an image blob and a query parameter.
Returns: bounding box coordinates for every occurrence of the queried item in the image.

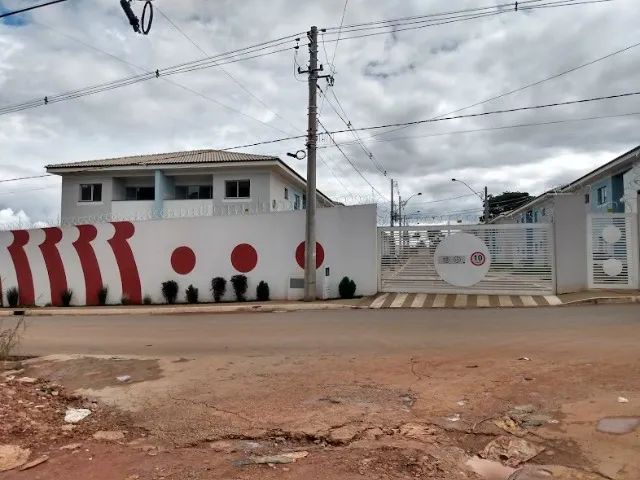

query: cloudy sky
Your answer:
[0,0,638,226]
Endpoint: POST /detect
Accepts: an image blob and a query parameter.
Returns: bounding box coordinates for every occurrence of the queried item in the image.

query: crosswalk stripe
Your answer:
[390,293,408,308]
[370,293,388,309]
[477,295,490,307]
[432,294,447,308]
[412,293,427,308]
[498,295,513,307]
[544,295,563,306]
[520,295,537,307]
[454,294,467,308]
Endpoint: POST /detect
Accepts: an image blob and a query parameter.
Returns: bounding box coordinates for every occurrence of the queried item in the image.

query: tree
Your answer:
[483,191,533,221]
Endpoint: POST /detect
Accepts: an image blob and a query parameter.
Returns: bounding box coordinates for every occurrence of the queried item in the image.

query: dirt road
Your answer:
[2,305,639,480]
[14,304,640,356]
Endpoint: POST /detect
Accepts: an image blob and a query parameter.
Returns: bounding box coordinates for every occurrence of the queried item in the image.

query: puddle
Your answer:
[596,416,640,434]
[465,456,515,480]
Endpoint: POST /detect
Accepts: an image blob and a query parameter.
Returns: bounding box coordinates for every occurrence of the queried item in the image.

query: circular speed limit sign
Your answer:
[470,251,486,266]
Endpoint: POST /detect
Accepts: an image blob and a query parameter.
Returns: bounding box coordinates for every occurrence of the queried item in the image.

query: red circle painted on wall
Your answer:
[171,246,196,275]
[231,243,258,273]
[295,241,325,269]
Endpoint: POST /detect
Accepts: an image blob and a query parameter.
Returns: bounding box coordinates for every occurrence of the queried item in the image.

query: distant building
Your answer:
[46,149,334,222]
[493,145,640,224]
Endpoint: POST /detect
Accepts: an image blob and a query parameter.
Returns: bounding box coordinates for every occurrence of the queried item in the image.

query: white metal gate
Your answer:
[378,223,555,295]
[587,214,639,289]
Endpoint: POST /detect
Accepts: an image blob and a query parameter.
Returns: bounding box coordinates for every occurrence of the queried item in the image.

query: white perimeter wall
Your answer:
[0,205,377,306]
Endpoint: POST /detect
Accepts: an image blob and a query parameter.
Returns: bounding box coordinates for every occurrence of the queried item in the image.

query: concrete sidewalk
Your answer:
[0,290,637,317]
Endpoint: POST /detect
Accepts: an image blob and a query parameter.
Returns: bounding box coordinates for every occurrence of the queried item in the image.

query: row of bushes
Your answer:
[2,274,270,307]
[3,275,357,307]
[161,275,269,304]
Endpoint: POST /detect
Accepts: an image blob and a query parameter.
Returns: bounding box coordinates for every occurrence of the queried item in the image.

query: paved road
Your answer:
[13,304,640,356]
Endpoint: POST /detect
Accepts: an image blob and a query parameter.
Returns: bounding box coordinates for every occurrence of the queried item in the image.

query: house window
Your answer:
[225,180,250,199]
[294,193,301,210]
[596,186,608,205]
[303,194,307,209]
[175,185,212,200]
[584,193,590,204]
[284,187,289,200]
[125,186,155,201]
[79,183,102,202]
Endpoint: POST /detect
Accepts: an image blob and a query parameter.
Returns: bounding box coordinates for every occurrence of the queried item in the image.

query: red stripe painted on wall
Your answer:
[108,222,142,304]
[39,227,68,306]
[73,225,103,306]
[8,230,35,306]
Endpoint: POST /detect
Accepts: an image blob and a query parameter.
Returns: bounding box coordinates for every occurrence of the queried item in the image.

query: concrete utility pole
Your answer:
[390,178,395,227]
[301,26,320,301]
[484,186,490,224]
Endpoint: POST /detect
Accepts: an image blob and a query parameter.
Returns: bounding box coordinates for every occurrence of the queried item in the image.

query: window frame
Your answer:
[175,185,213,200]
[79,183,102,203]
[596,186,608,205]
[125,186,155,201]
[224,179,251,200]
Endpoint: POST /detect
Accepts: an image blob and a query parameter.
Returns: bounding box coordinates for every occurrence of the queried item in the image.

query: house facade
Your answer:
[46,149,334,222]
[494,145,640,224]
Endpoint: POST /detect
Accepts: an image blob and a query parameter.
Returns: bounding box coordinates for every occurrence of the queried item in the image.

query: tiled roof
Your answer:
[46,149,279,169]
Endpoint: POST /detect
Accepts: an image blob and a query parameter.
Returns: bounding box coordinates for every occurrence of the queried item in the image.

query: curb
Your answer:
[561,296,640,306]
[0,302,357,317]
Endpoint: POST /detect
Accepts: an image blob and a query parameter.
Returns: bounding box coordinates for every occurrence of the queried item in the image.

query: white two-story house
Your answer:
[46,149,334,222]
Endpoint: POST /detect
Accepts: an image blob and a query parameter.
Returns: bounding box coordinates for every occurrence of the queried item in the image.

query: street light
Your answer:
[397,192,422,225]
[451,178,489,224]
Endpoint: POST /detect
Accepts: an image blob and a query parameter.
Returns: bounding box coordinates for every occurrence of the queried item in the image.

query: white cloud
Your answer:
[0,207,31,229]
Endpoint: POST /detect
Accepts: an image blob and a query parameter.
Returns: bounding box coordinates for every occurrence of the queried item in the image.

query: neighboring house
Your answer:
[46,149,334,222]
[493,145,640,224]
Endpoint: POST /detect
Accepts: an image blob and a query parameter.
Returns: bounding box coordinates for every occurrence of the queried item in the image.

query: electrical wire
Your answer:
[318,111,640,149]
[317,86,387,176]
[317,119,388,201]
[155,5,301,136]
[0,0,67,19]
[0,32,301,116]
[369,36,640,140]
[0,174,55,183]
[320,1,613,44]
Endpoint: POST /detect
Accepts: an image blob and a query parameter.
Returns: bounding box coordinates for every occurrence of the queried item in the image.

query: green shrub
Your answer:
[121,294,131,306]
[230,275,248,302]
[97,286,108,306]
[211,277,226,303]
[256,281,270,301]
[6,287,19,308]
[161,281,179,304]
[339,277,357,299]
[60,289,73,307]
[143,295,152,305]
[186,285,199,304]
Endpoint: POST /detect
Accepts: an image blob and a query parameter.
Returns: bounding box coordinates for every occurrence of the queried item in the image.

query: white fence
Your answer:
[379,223,555,295]
[587,213,639,289]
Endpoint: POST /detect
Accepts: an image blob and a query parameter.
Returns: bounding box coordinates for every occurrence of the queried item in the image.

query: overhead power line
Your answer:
[134,90,640,161]
[319,111,640,149]
[370,35,640,140]
[317,119,388,201]
[0,0,67,19]
[0,174,55,183]
[155,6,300,136]
[0,31,302,116]
[320,0,613,44]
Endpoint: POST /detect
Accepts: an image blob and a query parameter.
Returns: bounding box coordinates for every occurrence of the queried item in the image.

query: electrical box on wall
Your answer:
[318,266,331,300]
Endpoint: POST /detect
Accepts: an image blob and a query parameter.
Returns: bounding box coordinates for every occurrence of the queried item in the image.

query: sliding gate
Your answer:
[378,223,555,295]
